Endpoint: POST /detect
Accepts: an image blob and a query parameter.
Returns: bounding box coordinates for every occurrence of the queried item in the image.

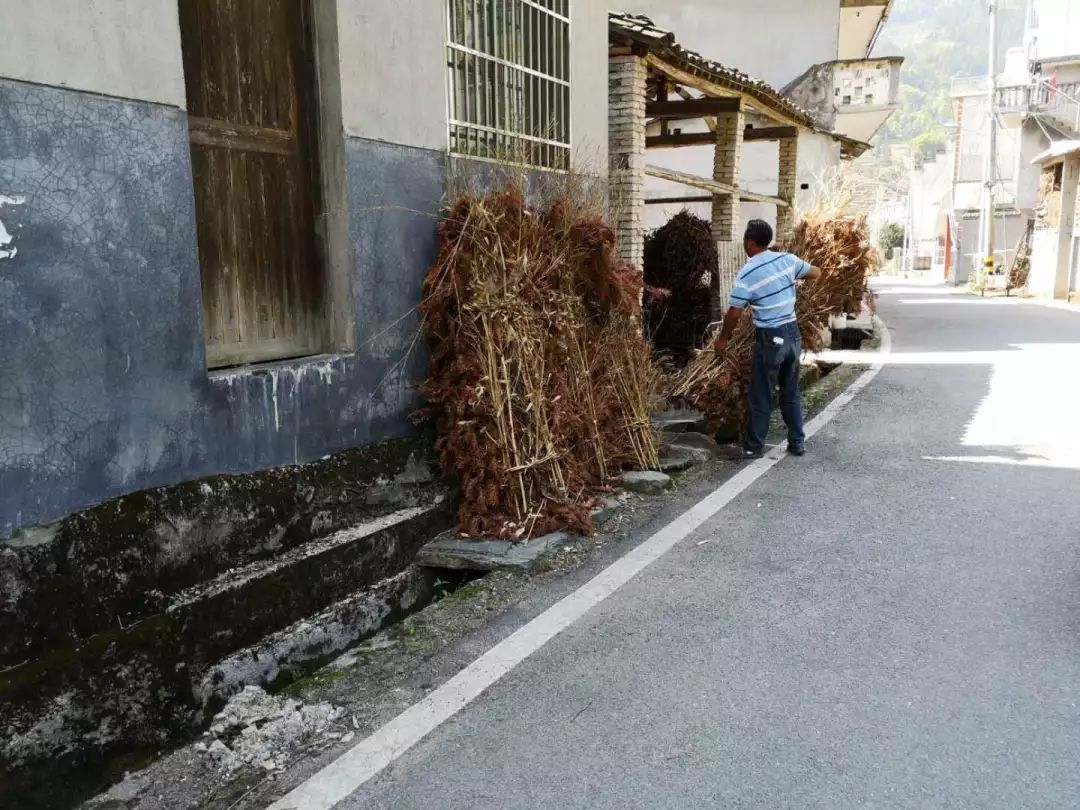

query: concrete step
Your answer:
[0,498,453,796]
[194,566,435,710]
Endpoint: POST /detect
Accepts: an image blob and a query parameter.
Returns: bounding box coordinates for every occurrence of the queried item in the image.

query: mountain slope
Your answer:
[873,0,1026,156]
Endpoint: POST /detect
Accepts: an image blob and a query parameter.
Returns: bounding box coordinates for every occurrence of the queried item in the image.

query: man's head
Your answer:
[743,219,773,258]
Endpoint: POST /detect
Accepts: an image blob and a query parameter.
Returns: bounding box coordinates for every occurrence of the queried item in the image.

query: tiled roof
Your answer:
[609,13,819,129]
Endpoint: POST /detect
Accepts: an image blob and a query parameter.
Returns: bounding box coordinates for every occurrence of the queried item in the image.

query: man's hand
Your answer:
[713,306,745,354]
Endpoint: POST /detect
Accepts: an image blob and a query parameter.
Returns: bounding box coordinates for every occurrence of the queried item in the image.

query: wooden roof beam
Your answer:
[644,52,807,128]
[647,126,799,148]
[645,165,790,207]
[645,193,784,205]
[645,97,742,119]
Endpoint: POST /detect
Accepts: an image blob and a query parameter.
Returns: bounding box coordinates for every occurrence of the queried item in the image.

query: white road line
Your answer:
[268,320,894,810]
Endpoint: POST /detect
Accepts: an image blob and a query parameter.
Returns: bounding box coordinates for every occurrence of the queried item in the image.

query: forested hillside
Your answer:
[873,0,1026,156]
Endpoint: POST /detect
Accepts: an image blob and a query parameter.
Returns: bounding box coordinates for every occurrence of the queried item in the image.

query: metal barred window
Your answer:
[446,0,571,171]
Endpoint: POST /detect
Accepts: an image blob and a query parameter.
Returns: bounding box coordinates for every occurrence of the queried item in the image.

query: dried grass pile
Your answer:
[674,185,879,428]
[420,185,659,541]
[643,211,717,367]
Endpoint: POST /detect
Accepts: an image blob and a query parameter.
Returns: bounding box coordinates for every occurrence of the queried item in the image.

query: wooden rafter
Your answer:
[646,126,799,149]
[672,85,717,132]
[644,52,807,128]
[646,97,742,119]
[645,165,789,207]
[644,195,713,205]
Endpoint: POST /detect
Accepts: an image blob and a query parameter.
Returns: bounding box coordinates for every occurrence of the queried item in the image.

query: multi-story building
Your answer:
[0,0,612,788]
[947,73,1028,285]
[955,0,1080,294]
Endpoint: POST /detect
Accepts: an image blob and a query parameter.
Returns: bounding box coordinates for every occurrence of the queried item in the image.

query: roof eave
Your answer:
[609,13,819,131]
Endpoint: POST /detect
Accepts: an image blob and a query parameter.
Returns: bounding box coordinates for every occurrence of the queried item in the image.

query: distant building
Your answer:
[958,0,1080,294]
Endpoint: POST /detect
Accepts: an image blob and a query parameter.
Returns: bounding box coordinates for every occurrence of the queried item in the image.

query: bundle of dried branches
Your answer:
[420,187,659,541]
[643,211,716,367]
[673,212,879,427]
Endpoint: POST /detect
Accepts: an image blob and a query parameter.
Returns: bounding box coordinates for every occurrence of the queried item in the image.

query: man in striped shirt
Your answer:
[713,219,822,459]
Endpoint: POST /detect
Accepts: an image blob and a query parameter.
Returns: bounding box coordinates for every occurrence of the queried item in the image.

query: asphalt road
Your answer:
[338,284,1080,809]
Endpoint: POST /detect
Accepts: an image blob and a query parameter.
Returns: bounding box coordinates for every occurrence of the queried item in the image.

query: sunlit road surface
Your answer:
[293,280,1080,810]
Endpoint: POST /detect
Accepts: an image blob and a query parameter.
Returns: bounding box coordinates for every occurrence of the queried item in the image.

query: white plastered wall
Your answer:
[0,0,186,107]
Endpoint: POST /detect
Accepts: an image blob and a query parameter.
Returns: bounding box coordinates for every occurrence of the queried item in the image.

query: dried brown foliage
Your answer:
[420,188,659,541]
[643,211,717,367]
[674,213,879,427]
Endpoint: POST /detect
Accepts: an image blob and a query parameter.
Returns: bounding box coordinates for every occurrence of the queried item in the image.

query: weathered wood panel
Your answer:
[179,0,323,367]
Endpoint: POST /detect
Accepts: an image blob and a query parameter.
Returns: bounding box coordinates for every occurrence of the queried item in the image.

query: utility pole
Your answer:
[981,0,999,287]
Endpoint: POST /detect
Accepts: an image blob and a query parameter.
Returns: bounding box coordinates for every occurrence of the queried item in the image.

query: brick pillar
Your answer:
[1054,156,1080,299]
[608,55,647,268]
[711,107,744,319]
[776,136,799,247]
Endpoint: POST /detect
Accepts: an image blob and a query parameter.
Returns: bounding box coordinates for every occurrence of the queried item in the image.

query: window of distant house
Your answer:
[179,0,329,368]
[446,0,571,171]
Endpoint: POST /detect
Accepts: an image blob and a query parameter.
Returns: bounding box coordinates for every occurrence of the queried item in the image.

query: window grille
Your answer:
[446,0,571,171]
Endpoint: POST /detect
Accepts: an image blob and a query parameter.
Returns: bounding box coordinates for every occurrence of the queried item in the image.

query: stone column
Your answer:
[1053,156,1080,299]
[776,135,799,247]
[711,107,744,319]
[608,55,647,268]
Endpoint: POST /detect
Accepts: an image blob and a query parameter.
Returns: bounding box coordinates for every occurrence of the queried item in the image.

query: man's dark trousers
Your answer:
[745,320,805,454]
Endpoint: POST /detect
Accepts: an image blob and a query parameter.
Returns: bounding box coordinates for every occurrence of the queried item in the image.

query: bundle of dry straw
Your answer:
[643,211,716,368]
[420,183,660,541]
[673,173,879,427]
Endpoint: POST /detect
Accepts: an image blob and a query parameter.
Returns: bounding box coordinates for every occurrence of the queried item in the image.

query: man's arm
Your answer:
[802,265,823,280]
[712,305,745,353]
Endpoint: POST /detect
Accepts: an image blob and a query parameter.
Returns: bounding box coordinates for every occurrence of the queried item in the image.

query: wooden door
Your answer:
[179,0,324,368]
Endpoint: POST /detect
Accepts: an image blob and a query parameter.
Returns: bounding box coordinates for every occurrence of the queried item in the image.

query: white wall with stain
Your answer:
[0,195,25,260]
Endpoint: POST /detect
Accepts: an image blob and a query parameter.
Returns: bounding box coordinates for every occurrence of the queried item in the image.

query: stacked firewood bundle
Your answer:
[419,187,660,541]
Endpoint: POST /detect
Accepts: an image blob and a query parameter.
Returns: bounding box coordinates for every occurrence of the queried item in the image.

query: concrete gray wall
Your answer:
[0,0,186,107]
[0,77,438,536]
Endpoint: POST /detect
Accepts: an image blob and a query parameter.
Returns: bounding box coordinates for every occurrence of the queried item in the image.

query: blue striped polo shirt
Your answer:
[728,250,813,328]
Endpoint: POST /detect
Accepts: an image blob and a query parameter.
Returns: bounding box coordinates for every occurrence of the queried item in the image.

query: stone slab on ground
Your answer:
[650,409,706,433]
[620,471,673,494]
[665,431,723,463]
[590,497,623,527]
[417,532,573,573]
[659,446,698,473]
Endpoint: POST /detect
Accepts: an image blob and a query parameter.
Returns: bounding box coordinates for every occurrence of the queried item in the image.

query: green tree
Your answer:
[880,221,906,259]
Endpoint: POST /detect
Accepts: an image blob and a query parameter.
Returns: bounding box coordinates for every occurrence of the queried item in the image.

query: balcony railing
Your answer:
[995,80,1080,131]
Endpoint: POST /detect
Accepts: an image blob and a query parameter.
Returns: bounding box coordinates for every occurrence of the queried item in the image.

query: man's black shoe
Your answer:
[787,444,806,456]
[742,449,765,460]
